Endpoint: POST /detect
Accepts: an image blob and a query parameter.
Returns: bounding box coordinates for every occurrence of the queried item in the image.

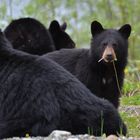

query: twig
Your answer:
[112,61,122,95]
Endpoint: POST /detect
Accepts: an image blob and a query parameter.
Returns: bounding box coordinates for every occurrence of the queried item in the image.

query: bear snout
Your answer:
[102,46,117,63]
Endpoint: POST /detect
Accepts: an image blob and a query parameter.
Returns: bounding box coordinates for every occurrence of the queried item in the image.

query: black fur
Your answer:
[45,21,131,108]
[49,20,75,50]
[0,30,126,138]
[4,18,75,55]
[4,17,55,55]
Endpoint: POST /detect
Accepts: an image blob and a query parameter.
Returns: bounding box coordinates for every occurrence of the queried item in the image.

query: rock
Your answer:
[2,130,140,140]
[48,130,71,140]
[105,135,118,140]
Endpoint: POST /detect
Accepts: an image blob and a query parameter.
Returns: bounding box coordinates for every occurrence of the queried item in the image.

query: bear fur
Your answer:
[4,17,55,55]
[45,21,131,108]
[0,30,126,138]
[4,17,75,55]
[49,20,75,50]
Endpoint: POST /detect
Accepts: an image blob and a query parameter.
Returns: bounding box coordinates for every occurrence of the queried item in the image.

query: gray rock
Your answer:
[2,130,140,140]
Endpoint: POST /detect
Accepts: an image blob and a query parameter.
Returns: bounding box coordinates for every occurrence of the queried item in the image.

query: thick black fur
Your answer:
[0,30,126,138]
[49,20,75,50]
[45,21,131,108]
[4,18,75,55]
[4,17,55,55]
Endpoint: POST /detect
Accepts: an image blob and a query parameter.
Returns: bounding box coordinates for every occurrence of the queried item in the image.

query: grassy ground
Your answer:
[121,94,140,106]
[119,60,140,137]
[120,96,140,137]
[120,111,140,137]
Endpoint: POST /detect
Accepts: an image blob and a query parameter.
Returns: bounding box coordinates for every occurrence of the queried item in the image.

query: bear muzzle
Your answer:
[98,46,117,63]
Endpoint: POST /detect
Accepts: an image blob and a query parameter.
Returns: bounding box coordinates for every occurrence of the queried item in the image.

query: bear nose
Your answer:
[106,54,113,61]
[101,46,117,63]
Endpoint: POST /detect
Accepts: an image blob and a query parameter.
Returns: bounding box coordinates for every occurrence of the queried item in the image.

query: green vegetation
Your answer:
[121,94,140,106]
[121,112,140,137]
[120,60,140,137]
[121,61,140,105]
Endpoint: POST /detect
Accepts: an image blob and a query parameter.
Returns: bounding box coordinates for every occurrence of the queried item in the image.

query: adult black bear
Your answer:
[45,21,131,108]
[0,30,126,138]
[4,17,75,55]
[4,17,54,55]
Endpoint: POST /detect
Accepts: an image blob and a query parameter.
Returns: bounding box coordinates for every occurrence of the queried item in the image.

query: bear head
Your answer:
[90,21,131,65]
[49,20,75,50]
[4,17,55,55]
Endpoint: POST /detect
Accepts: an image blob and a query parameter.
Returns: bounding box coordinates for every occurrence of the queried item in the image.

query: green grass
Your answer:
[120,94,140,137]
[120,112,140,137]
[122,80,140,96]
[121,94,140,105]
[119,61,140,137]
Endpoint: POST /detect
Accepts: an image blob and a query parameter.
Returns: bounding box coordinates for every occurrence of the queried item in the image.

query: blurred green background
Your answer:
[0,0,140,137]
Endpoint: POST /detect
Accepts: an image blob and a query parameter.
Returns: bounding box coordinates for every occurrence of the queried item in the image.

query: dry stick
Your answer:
[98,57,104,62]
[112,61,122,95]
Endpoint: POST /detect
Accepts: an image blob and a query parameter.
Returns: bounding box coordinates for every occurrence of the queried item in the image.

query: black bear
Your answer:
[4,17,75,55]
[49,20,75,50]
[4,17,55,55]
[45,21,131,108]
[0,30,126,138]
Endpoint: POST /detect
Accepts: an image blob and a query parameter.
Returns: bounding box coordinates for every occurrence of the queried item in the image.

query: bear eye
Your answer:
[112,43,117,47]
[103,42,107,46]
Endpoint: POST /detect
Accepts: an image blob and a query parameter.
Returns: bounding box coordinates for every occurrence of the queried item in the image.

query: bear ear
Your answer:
[61,22,67,31]
[49,20,61,34]
[91,21,104,37]
[118,24,131,39]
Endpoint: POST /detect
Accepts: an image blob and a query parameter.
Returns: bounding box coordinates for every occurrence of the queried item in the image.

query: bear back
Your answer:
[0,30,126,138]
[4,18,75,55]
[4,17,55,55]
